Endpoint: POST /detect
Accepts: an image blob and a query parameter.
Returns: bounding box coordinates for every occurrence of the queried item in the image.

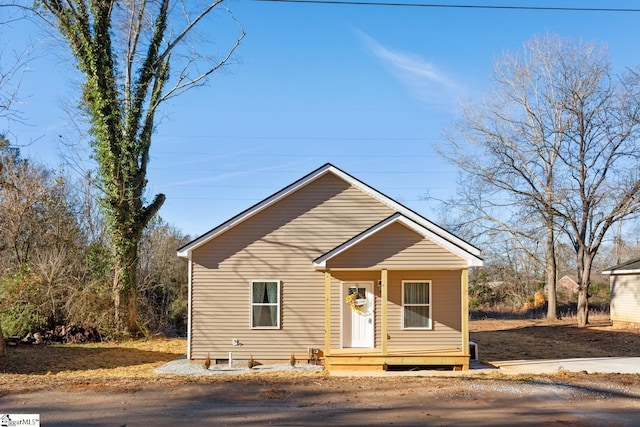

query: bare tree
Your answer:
[0,142,90,342]
[443,34,570,319]
[0,4,33,355]
[0,5,30,125]
[0,151,53,268]
[553,53,640,327]
[444,33,640,325]
[38,1,244,333]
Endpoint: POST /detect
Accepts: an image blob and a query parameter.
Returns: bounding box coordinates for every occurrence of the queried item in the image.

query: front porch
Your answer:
[325,348,470,372]
[322,268,472,373]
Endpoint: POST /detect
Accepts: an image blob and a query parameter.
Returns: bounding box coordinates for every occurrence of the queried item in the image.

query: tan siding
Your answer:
[329,270,462,352]
[385,270,462,351]
[327,222,467,270]
[610,274,640,324]
[190,173,394,361]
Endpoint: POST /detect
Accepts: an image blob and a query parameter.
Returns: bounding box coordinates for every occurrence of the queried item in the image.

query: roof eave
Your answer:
[603,269,640,275]
[602,257,640,274]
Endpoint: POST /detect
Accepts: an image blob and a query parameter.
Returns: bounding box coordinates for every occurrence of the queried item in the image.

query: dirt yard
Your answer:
[469,315,640,361]
[0,317,639,426]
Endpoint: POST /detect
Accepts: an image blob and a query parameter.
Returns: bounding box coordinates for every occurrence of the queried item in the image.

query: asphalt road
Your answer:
[1,376,640,426]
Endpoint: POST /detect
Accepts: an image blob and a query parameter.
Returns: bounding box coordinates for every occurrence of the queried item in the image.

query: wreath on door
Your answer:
[345,289,366,314]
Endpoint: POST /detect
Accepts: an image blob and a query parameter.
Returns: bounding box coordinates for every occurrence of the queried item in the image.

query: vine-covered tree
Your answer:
[39,1,244,333]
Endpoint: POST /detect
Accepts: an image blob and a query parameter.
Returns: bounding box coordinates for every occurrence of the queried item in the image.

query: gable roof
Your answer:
[177,163,482,263]
[603,257,640,275]
[313,213,482,268]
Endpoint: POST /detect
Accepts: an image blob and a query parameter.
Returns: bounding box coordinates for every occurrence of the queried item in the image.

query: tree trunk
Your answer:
[576,251,594,327]
[577,285,589,327]
[545,222,557,319]
[113,236,141,334]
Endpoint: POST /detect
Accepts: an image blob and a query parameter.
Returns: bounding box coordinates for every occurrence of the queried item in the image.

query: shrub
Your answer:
[65,278,114,339]
[469,282,497,307]
[589,281,610,306]
[0,268,48,337]
[534,291,546,307]
[0,303,47,338]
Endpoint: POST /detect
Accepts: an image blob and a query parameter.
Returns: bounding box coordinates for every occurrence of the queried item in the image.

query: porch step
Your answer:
[325,353,469,372]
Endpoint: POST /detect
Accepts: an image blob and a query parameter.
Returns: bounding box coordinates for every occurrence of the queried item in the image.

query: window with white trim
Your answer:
[402,281,432,329]
[251,280,280,329]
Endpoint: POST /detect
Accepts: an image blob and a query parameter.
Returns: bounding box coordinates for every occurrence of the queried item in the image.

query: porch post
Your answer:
[381,268,388,356]
[461,269,469,357]
[324,270,331,357]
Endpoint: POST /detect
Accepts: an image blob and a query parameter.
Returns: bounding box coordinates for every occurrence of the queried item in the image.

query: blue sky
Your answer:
[2,1,640,237]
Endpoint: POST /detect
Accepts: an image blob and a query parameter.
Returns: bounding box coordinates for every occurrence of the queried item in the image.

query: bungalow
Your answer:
[177,163,483,371]
[603,257,640,329]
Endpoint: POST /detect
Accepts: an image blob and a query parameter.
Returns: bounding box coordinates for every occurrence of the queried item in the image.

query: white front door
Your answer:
[342,282,374,348]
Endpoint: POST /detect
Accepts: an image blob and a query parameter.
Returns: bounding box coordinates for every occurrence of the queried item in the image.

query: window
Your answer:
[402,281,432,329]
[251,280,280,329]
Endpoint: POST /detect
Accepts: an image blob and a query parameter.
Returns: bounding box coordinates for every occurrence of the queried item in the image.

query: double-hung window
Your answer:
[251,280,280,329]
[402,281,432,329]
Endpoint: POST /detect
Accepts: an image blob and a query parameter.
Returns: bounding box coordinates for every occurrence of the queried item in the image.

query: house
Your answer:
[603,257,640,329]
[177,164,483,371]
[557,275,579,293]
[555,275,579,294]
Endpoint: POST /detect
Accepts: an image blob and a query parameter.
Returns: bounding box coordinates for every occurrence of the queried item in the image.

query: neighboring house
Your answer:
[557,275,579,294]
[544,276,579,294]
[542,276,579,296]
[177,164,483,372]
[603,258,640,329]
